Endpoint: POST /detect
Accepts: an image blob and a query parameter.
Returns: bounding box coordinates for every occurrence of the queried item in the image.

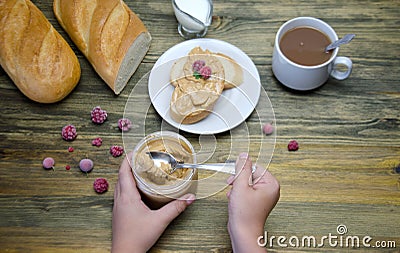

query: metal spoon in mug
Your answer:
[325,34,355,52]
[146,151,256,175]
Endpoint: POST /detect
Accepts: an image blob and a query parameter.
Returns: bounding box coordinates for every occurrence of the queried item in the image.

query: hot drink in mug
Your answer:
[272,17,352,90]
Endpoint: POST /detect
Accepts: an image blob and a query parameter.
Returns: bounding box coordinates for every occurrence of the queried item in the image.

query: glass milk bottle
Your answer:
[172,0,213,39]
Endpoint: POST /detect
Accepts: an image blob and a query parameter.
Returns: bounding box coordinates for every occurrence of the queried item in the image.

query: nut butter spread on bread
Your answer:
[213,53,243,89]
[170,49,243,90]
[53,0,151,95]
[0,0,81,103]
[170,47,225,124]
[169,46,244,124]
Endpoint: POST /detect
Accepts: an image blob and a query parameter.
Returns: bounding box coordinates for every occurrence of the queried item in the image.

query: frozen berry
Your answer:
[110,145,124,157]
[192,60,206,72]
[68,146,74,152]
[65,165,71,170]
[79,158,94,173]
[394,164,400,174]
[92,137,103,147]
[262,123,274,135]
[42,157,55,170]
[118,118,132,132]
[93,178,109,194]
[288,140,299,151]
[91,106,107,124]
[199,66,212,79]
[61,124,77,141]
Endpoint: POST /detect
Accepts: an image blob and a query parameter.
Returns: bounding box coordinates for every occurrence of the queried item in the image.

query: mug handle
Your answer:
[330,56,353,80]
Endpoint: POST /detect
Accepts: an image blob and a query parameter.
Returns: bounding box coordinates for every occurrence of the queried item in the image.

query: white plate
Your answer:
[148,38,261,134]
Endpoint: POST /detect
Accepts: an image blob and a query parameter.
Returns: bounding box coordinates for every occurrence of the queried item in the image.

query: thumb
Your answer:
[157,193,196,224]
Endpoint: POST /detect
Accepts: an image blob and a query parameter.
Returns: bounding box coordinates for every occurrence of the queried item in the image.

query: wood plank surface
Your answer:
[0,0,399,252]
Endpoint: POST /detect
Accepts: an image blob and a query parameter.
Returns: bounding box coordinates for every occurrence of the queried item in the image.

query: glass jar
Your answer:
[131,131,198,209]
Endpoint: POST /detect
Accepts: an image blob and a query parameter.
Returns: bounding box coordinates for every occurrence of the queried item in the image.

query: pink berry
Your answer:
[192,60,206,72]
[42,157,55,170]
[79,158,94,172]
[92,137,103,147]
[199,66,212,79]
[110,145,124,157]
[68,146,74,152]
[262,123,274,135]
[395,164,400,174]
[91,106,107,124]
[61,124,77,141]
[288,140,299,151]
[93,178,109,194]
[65,165,71,170]
[118,118,132,132]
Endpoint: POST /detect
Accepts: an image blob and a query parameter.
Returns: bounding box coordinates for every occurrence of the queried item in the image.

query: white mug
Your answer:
[272,17,352,91]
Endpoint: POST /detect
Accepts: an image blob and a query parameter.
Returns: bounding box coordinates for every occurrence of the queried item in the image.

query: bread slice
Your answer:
[53,0,151,94]
[170,56,187,87]
[170,47,225,124]
[214,53,243,89]
[170,50,243,90]
[170,86,222,124]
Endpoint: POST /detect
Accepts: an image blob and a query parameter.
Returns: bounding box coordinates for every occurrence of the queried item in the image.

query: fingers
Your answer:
[157,194,196,224]
[226,188,232,199]
[226,175,235,185]
[115,152,141,200]
[226,155,270,187]
[252,165,266,179]
[232,153,253,188]
[251,165,268,185]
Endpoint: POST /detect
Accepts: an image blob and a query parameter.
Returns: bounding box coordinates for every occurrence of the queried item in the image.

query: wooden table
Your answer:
[1,0,399,252]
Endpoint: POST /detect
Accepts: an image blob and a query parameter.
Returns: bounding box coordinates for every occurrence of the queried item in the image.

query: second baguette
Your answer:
[53,0,151,94]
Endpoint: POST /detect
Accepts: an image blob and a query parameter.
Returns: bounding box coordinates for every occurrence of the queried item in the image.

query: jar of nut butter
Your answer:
[131,131,198,209]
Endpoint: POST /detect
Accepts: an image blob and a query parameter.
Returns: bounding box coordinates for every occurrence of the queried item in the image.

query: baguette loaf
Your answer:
[53,0,151,94]
[0,0,81,103]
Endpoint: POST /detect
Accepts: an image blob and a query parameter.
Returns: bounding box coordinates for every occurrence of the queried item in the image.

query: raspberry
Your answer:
[42,157,55,170]
[92,137,103,147]
[118,118,132,132]
[394,164,400,174]
[93,178,109,194]
[91,106,107,124]
[68,146,74,152]
[79,158,94,173]
[65,165,71,170]
[110,145,124,157]
[262,123,274,135]
[395,164,400,174]
[199,66,212,79]
[192,60,206,72]
[61,124,77,141]
[288,140,299,151]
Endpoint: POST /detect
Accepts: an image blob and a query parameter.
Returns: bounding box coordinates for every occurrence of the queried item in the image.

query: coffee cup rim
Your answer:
[275,17,339,69]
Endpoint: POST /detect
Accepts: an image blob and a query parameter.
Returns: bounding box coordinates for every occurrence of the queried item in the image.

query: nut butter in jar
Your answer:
[131,131,197,209]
